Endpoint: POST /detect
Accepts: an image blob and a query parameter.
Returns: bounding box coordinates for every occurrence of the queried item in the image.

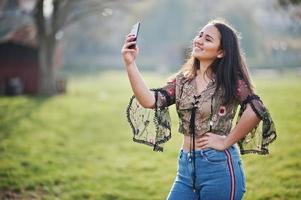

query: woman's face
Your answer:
[192,24,224,62]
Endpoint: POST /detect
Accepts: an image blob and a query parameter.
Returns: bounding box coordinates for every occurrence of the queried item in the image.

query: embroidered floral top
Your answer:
[126,72,277,154]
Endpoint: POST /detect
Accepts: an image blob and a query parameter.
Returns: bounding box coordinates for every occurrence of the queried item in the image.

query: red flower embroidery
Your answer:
[166,79,176,96]
[218,106,226,116]
[167,88,174,96]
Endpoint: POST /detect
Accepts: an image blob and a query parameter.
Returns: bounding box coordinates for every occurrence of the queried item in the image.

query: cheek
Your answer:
[203,45,221,58]
[204,43,219,53]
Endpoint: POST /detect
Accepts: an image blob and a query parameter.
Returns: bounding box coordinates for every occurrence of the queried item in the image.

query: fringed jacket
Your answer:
[127,72,276,154]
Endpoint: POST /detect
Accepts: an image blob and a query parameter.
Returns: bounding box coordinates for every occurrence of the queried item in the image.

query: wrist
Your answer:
[125,61,136,69]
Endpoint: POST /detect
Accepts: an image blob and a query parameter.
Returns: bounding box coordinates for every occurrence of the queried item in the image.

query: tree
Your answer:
[34,0,131,95]
[278,0,301,5]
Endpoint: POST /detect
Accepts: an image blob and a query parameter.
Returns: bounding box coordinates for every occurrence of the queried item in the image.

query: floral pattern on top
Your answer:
[126,72,277,154]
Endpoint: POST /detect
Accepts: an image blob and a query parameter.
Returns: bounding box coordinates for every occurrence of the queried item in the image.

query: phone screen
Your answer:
[129,22,140,49]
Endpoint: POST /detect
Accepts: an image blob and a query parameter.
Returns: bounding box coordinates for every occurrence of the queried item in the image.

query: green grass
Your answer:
[0,71,300,200]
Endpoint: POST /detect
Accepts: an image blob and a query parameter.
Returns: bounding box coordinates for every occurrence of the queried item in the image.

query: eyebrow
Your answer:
[199,32,215,40]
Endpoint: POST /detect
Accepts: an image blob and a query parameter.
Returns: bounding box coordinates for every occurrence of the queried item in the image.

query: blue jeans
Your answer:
[167,145,246,200]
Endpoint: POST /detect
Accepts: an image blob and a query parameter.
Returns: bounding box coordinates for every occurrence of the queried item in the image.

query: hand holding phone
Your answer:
[128,22,140,49]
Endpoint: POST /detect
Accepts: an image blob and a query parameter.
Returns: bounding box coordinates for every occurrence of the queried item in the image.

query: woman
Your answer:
[121,19,276,200]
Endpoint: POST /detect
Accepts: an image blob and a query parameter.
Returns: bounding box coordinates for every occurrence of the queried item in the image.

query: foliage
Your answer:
[278,0,301,5]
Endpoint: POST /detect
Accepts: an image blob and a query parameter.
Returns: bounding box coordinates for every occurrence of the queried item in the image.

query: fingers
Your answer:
[195,133,213,149]
[124,41,137,49]
[195,133,227,150]
[196,135,209,143]
[121,44,138,56]
[122,49,136,54]
[198,141,209,149]
[126,33,135,38]
[125,34,136,42]
[122,34,136,52]
[121,41,137,54]
[194,135,208,149]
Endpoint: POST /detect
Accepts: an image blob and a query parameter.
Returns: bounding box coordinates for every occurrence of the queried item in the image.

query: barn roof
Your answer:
[0,0,37,47]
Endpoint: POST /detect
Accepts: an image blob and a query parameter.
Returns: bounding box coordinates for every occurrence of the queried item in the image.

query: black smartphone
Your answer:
[128,22,140,49]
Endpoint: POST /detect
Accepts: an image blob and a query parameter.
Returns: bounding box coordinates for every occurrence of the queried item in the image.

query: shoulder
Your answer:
[175,71,190,85]
[236,78,255,103]
[236,79,248,92]
[166,71,187,84]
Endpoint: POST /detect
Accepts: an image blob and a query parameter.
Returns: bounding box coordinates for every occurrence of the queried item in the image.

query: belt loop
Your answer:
[200,149,204,157]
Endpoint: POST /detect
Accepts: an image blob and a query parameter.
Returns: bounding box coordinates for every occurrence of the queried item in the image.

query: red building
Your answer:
[0,0,38,95]
[0,27,39,94]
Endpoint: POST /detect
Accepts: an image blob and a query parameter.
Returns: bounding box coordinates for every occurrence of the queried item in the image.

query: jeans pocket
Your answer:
[203,148,227,165]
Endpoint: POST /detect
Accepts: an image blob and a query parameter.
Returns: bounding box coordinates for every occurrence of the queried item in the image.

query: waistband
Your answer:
[179,145,240,158]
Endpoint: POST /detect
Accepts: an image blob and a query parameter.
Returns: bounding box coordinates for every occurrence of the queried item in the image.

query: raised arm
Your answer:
[121,34,155,108]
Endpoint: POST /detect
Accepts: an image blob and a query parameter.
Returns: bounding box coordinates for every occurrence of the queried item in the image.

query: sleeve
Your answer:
[126,79,176,152]
[235,79,277,155]
[154,79,176,109]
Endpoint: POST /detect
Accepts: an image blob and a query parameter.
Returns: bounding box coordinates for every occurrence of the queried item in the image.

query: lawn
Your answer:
[0,70,300,200]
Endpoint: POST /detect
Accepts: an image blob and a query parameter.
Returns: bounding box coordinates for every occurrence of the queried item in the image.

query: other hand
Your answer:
[196,132,227,151]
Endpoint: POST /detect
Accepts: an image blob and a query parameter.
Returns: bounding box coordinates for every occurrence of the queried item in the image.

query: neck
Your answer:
[197,60,213,79]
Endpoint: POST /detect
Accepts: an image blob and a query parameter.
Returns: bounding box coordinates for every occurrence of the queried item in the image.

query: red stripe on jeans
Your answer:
[225,149,235,200]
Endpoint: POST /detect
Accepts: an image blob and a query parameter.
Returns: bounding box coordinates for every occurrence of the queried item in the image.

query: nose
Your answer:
[194,36,203,46]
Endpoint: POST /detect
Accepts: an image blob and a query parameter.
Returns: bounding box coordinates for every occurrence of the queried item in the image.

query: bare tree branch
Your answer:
[53,0,124,34]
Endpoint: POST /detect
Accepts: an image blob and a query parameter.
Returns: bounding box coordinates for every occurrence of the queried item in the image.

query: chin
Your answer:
[192,52,205,60]
[193,51,216,61]
[192,51,201,58]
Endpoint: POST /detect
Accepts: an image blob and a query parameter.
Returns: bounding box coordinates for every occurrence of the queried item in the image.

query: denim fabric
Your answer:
[167,145,246,200]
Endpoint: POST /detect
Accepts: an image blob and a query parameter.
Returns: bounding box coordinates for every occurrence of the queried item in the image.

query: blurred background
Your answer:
[0,0,300,95]
[0,0,300,199]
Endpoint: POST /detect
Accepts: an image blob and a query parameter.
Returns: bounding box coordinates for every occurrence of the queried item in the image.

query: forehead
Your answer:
[199,24,221,39]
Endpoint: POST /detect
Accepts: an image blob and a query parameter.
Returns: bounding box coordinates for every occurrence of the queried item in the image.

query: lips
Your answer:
[194,46,204,51]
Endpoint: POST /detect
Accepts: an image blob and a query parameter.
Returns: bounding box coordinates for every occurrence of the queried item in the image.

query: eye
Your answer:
[206,38,211,42]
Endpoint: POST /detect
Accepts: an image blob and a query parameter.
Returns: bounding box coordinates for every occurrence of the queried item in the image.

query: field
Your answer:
[0,71,300,200]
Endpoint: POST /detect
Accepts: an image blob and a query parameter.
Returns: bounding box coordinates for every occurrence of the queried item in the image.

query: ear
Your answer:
[217,49,224,58]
